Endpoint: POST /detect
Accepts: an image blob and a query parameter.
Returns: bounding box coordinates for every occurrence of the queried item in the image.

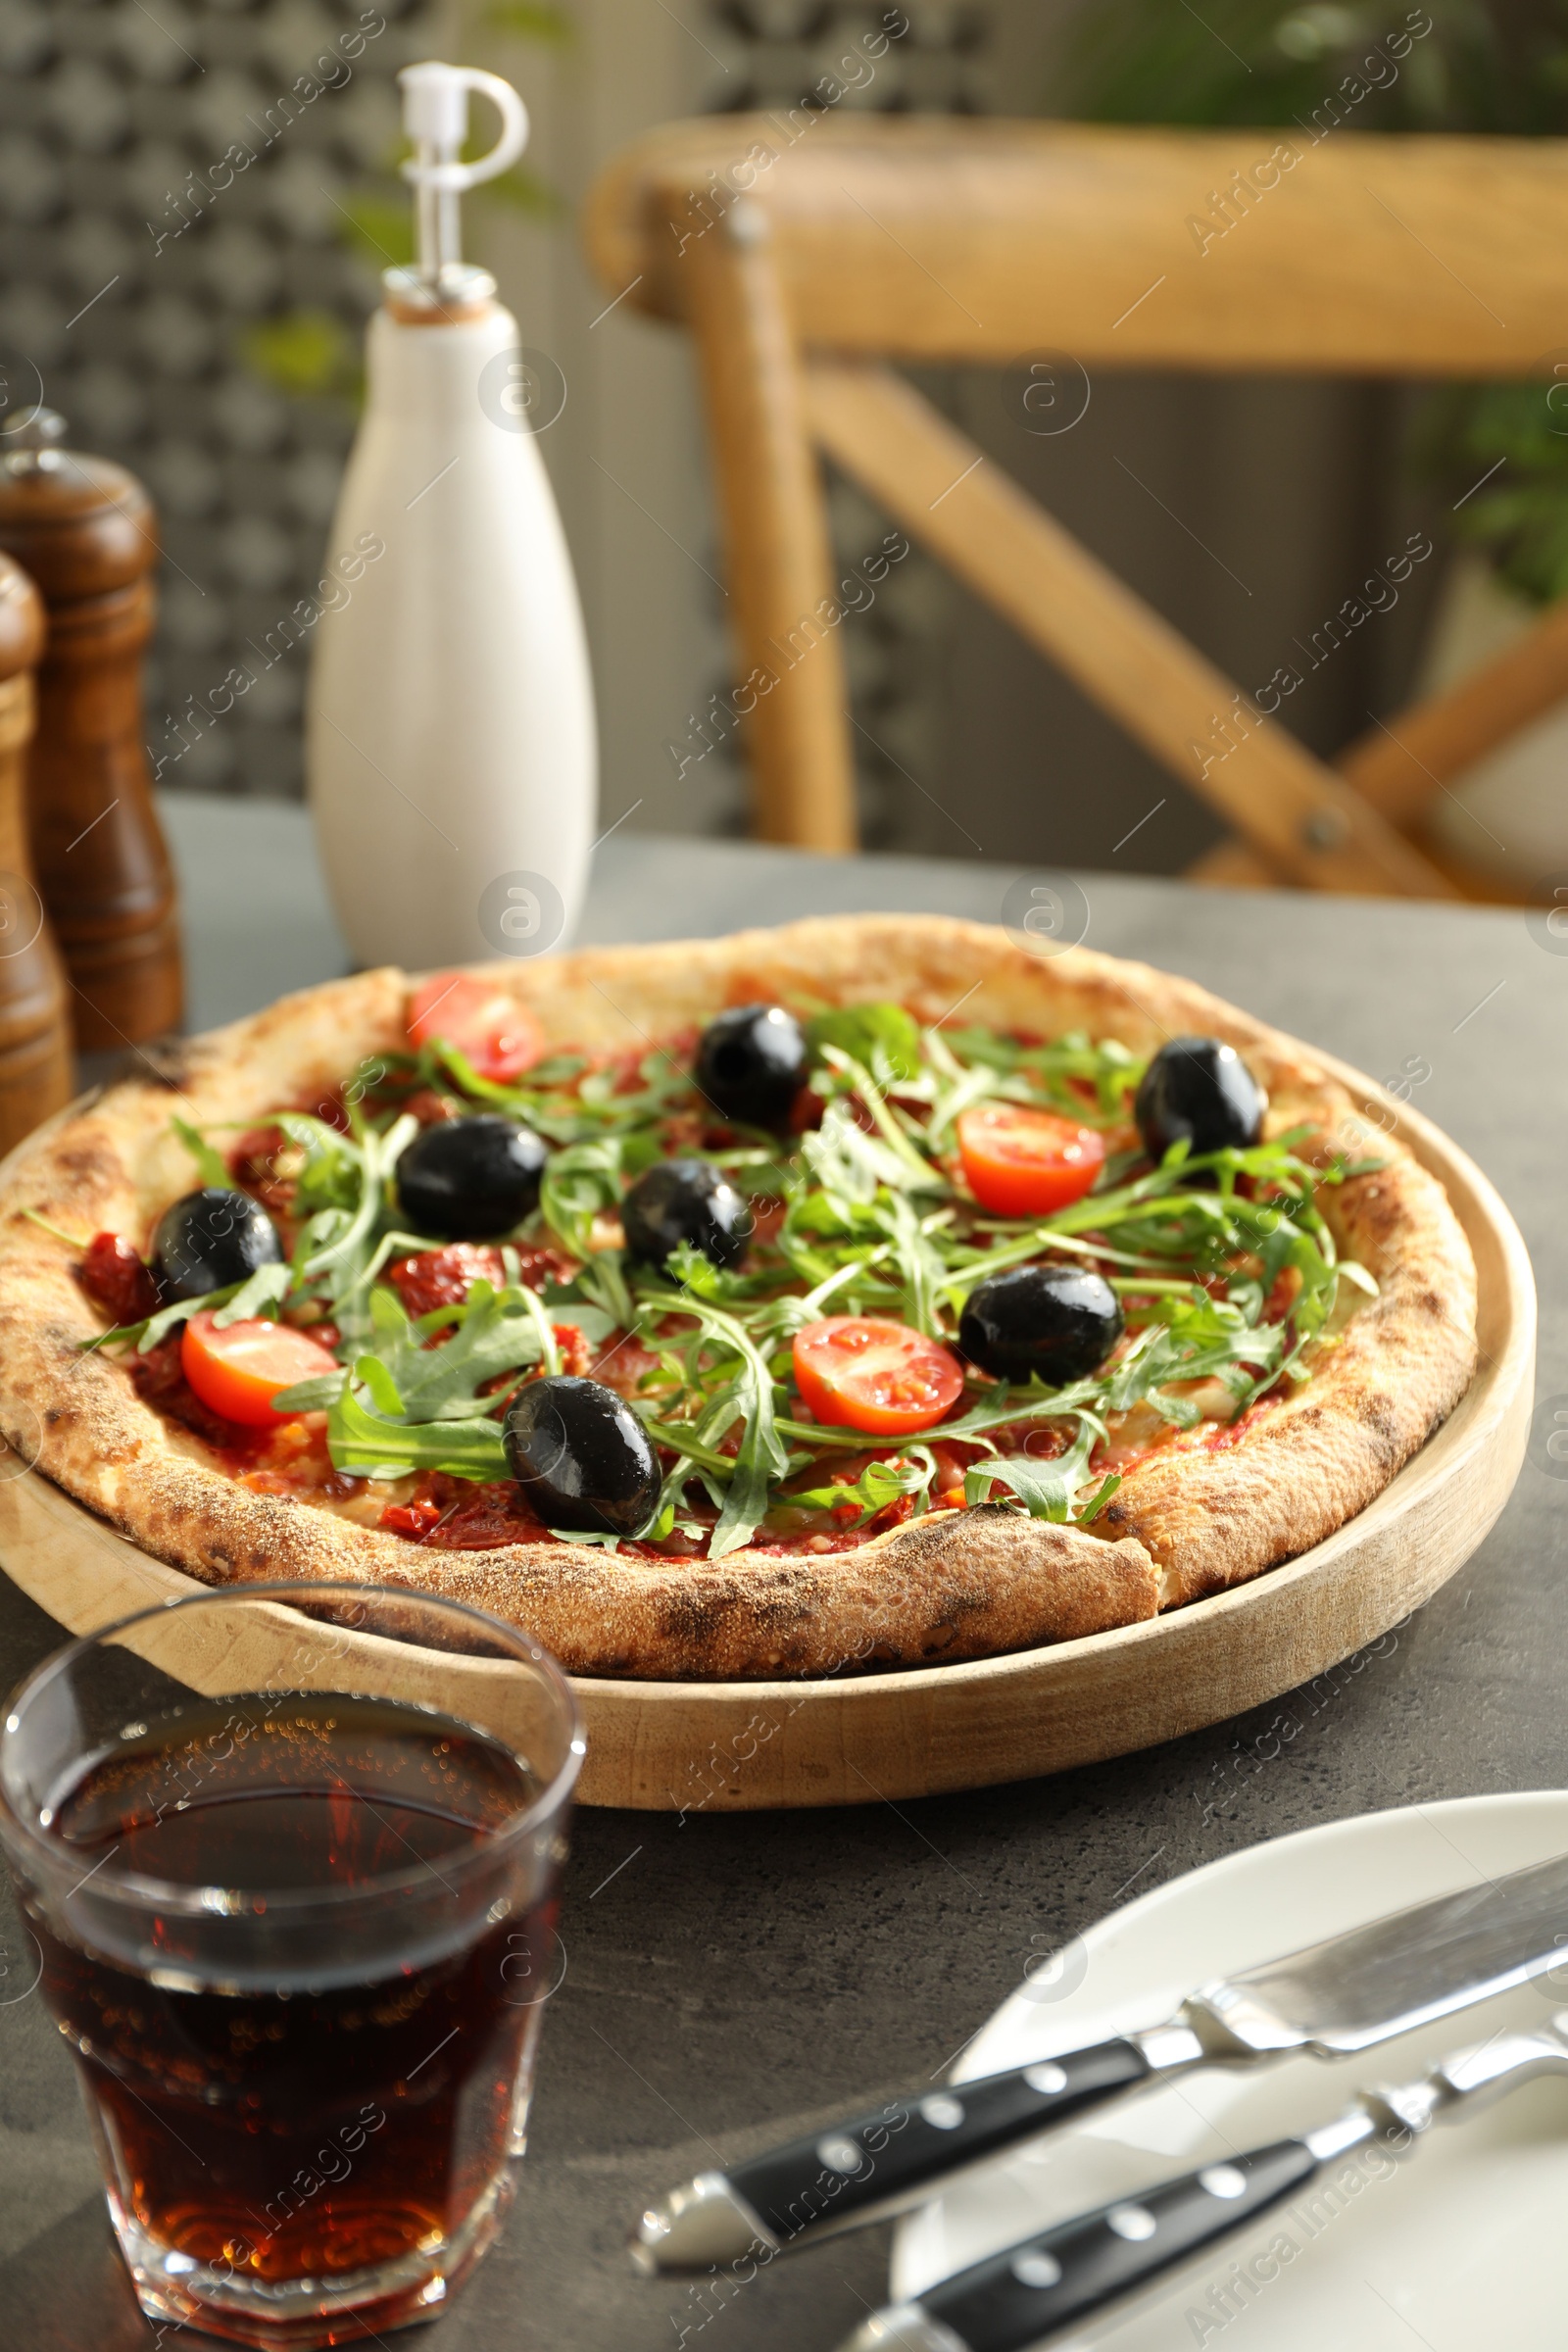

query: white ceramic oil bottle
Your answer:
[307,61,597,971]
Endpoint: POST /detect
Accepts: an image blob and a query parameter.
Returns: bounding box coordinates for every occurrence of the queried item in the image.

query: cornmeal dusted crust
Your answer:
[0,917,1478,1679]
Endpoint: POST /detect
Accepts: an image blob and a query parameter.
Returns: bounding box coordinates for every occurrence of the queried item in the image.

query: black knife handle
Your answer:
[730,2040,1154,2247]
[919,2137,1320,2352]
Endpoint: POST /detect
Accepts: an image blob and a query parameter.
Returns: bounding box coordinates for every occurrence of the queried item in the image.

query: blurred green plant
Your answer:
[240,310,363,404]
[1063,2,1538,131]
[1414,382,1568,603]
[1060,1,1568,603]
[244,0,568,413]
[485,2,573,38]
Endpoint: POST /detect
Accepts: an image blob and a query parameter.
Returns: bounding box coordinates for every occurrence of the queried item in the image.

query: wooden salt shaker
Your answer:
[0,553,73,1152]
[0,412,182,1051]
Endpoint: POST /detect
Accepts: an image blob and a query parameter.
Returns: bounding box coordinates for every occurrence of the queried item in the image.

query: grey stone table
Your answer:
[2,797,1564,2351]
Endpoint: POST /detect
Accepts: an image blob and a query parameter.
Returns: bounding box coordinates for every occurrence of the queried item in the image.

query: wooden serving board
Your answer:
[0,1051,1534,1813]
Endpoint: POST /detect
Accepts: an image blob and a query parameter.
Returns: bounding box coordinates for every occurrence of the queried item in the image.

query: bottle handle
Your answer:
[399,62,528,194]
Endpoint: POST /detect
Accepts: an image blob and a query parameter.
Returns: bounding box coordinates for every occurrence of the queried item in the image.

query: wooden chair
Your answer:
[585,117,1568,897]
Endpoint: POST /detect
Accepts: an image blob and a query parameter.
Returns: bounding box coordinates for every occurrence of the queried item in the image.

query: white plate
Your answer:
[891,1792,1568,2348]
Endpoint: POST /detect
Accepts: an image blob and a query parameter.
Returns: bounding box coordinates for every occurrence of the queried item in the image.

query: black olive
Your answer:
[621,1159,750,1272]
[150,1188,284,1305]
[396,1114,547,1241]
[694,1002,807,1128]
[1135,1035,1265,1166]
[504,1375,660,1537]
[958,1263,1124,1388]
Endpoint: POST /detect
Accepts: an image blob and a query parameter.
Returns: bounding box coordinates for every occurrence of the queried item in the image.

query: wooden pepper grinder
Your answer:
[0,553,74,1152]
[0,411,182,1051]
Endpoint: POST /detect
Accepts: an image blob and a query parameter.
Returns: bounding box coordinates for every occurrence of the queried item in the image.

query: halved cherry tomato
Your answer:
[408,974,546,1085]
[793,1317,964,1437]
[180,1312,340,1429]
[956,1102,1105,1217]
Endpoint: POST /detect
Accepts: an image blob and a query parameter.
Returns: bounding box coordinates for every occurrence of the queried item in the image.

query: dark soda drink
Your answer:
[29,1690,554,2303]
[0,1583,581,2345]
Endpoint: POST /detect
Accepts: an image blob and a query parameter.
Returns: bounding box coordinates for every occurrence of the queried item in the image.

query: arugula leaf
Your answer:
[539,1134,622,1256]
[1074,1473,1123,1524]
[801,1095,920,1208]
[270,1369,348,1413]
[807,1004,921,1084]
[536,1288,615,1346]
[789,1448,936,1529]
[294,1113,418,1354]
[22,1206,90,1249]
[275,1112,365,1220]
[772,1415,886,1451]
[922,1051,1002,1146]
[883,1192,947,1338]
[813,1049,948,1194]
[964,1417,1105,1522]
[171,1117,230,1190]
[324,1381,511,1482]
[943,1025,1142,1118]
[297,1269,574,1441]
[539,1134,654,1328]
[373,1279,554,1419]
[85,1266,291,1356]
[634,1290,788,1558]
[211,1262,291,1329]
[358,1353,406,1418]
[662,1240,746,1304]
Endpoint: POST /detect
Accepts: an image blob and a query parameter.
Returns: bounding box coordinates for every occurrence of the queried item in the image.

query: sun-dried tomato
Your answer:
[386,1243,570,1318]
[308,1090,353,1135]
[378,1472,556,1550]
[129,1337,260,1455]
[402,1090,461,1128]
[380,1497,448,1540]
[77,1233,159,1325]
[229,1126,296,1217]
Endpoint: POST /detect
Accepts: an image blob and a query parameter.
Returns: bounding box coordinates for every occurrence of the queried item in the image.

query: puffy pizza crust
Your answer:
[0,917,1477,1679]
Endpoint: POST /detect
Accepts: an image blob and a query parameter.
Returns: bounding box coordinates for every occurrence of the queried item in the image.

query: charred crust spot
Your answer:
[54,1141,122,1188]
[1355,1393,1402,1452]
[658,1584,743,1650]
[123,1039,193,1090]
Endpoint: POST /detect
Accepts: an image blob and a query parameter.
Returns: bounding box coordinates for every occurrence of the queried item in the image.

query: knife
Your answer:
[833,2016,1568,2352]
[628,1845,1568,2274]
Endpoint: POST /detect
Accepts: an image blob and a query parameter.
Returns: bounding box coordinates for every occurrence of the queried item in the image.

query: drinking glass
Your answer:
[0,1580,582,2347]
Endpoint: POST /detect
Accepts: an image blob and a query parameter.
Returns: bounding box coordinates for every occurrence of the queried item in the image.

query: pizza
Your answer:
[0,916,1477,1681]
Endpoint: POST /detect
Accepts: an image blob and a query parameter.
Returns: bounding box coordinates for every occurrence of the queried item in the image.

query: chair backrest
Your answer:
[586,117,1568,894]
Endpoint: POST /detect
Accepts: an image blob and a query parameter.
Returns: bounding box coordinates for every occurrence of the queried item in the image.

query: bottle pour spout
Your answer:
[394,62,529,302]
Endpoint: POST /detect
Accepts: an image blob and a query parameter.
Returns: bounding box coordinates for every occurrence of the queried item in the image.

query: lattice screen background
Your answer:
[0,0,996,838]
[0,0,432,802]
